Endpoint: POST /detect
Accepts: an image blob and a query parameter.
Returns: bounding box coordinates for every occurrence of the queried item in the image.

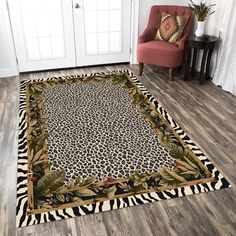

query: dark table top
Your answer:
[188,34,219,43]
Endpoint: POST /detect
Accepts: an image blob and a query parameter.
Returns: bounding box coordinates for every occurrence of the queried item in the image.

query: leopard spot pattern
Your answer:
[43,81,175,182]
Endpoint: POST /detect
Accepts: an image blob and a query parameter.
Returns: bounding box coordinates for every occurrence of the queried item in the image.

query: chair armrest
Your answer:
[138,28,157,44]
[178,16,193,49]
[177,35,189,49]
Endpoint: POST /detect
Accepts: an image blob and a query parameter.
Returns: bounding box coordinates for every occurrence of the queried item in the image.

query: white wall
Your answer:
[204,0,228,36]
[0,0,18,78]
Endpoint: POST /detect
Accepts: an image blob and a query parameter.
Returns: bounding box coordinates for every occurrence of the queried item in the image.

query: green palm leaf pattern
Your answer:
[34,170,65,198]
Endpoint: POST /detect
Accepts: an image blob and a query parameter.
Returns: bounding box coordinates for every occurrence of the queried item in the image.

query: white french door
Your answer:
[8,0,76,72]
[74,0,131,66]
[8,0,131,72]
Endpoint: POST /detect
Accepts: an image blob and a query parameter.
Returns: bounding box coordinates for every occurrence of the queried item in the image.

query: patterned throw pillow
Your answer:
[156,13,186,44]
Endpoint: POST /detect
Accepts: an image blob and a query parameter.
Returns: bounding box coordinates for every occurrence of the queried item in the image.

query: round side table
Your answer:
[183,35,219,85]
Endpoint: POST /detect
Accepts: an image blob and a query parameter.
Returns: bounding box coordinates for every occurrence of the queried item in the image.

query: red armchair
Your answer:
[137,5,193,80]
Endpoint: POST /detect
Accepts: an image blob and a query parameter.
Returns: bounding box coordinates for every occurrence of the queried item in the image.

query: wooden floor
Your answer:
[0,64,236,236]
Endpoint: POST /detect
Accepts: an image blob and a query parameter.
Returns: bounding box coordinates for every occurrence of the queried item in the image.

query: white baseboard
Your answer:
[0,67,19,78]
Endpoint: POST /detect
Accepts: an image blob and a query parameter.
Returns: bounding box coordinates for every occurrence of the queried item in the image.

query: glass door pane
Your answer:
[8,0,76,71]
[74,0,131,66]
[83,0,122,55]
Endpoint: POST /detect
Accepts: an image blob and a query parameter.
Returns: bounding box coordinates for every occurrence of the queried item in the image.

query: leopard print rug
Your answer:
[43,81,175,182]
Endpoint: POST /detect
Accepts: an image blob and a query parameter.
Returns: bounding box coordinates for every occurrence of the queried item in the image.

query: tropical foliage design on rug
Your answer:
[26,73,214,214]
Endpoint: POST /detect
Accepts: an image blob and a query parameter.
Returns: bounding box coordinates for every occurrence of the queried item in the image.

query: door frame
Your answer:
[0,0,18,77]
[130,0,140,65]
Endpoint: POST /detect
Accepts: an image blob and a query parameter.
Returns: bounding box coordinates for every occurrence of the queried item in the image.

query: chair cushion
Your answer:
[137,40,184,68]
[156,12,186,44]
[139,40,181,53]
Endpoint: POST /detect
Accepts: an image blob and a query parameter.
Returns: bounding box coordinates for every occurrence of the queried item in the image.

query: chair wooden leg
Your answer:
[168,68,174,81]
[138,63,144,76]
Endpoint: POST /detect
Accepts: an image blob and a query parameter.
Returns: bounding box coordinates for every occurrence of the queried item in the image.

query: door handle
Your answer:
[74,3,80,9]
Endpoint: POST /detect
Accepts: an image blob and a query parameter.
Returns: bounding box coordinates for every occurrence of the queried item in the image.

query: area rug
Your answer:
[17,70,230,227]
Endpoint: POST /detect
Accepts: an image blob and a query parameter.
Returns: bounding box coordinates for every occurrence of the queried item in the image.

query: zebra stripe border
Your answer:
[16,70,231,228]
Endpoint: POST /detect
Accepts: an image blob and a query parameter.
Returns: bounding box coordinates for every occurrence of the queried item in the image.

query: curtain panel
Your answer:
[213,0,236,95]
